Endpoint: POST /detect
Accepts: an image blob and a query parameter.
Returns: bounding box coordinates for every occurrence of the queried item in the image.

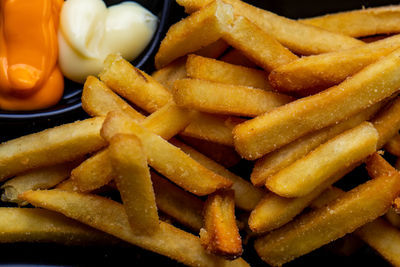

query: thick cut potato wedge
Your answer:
[19,190,249,267]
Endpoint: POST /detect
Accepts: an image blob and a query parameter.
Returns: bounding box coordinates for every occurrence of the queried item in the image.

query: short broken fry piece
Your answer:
[234,48,400,160]
[101,112,232,196]
[200,190,242,259]
[155,0,234,69]
[173,78,293,117]
[109,134,159,234]
[186,54,271,90]
[254,169,400,266]
[266,122,378,197]
[0,117,106,181]
[20,190,249,267]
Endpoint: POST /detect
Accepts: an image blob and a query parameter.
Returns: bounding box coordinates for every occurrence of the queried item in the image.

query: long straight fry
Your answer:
[101,112,232,196]
[19,190,249,267]
[269,34,400,93]
[300,5,400,37]
[265,122,378,197]
[173,78,293,117]
[155,0,234,69]
[1,162,77,205]
[186,54,271,90]
[251,103,382,186]
[176,0,364,55]
[0,117,106,181]
[234,48,400,160]
[254,170,400,266]
[170,139,263,211]
[0,208,118,245]
[109,134,159,234]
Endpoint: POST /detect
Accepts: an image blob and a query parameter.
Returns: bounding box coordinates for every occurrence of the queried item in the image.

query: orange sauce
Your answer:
[0,0,64,111]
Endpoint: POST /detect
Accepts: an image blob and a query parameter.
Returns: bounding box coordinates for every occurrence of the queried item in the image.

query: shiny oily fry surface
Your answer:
[155,0,234,69]
[0,117,106,181]
[19,190,249,267]
[109,134,159,234]
[255,170,400,266]
[266,122,378,197]
[176,0,364,55]
[173,78,293,117]
[234,48,400,160]
[101,112,232,196]
[200,190,242,259]
[186,54,271,90]
[300,5,400,37]
[269,34,400,93]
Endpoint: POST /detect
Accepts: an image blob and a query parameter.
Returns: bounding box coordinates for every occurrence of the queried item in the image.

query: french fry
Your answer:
[300,5,400,37]
[170,139,263,211]
[20,190,249,267]
[186,54,272,90]
[99,54,172,113]
[108,134,159,234]
[179,136,240,168]
[155,0,234,69]
[101,112,232,196]
[200,190,242,259]
[55,178,78,191]
[251,103,382,186]
[0,208,118,245]
[386,207,400,228]
[1,162,78,205]
[195,39,230,59]
[219,48,257,68]
[151,57,187,91]
[249,165,355,233]
[265,122,378,197]
[385,133,400,157]
[269,34,400,93]
[176,0,365,55]
[173,78,293,117]
[221,16,298,72]
[151,172,204,231]
[365,152,398,179]
[254,169,400,266]
[82,76,145,121]
[234,48,400,160]
[0,117,106,181]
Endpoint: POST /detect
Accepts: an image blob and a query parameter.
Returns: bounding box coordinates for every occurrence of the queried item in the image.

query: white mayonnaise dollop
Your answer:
[58,0,157,83]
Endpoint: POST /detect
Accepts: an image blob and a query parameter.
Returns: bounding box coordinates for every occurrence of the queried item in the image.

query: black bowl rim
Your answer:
[0,0,172,121]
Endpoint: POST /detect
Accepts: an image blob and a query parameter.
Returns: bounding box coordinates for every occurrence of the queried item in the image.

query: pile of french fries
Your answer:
[2,0,400,265]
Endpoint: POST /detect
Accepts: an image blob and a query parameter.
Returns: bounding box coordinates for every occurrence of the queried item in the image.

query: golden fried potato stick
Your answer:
[265,122,378,197]
[155,0,234,69]
[186,54,271,90]
[109,134,159,234]
[0,117,106,182]
[248,165,355,233]
[179,136,240,168]
[1,162,78,205]
[234,48,400,160]
[173,78,293,117]
[176,0,364,55]
[101,112,232,196]
[219,48,257,68]
[151,172,204,231]
[254,170,400,266]
[101,54,236,146]
[82,76,145,121]
[195,39,230,59]
[100,54,172,113]
[385,133,400,157]
[300,5,400,37]
[365,152,398,179]
[221,16,298,72]
[200,190,242,259]
[152,57,187,91]
[55,178,78,191]
[251,103,382,186]
[170,139,263,211]
[0,208,119,245]
[386,207,400,228]
[20,190,249,267]
[269,34,400,94]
